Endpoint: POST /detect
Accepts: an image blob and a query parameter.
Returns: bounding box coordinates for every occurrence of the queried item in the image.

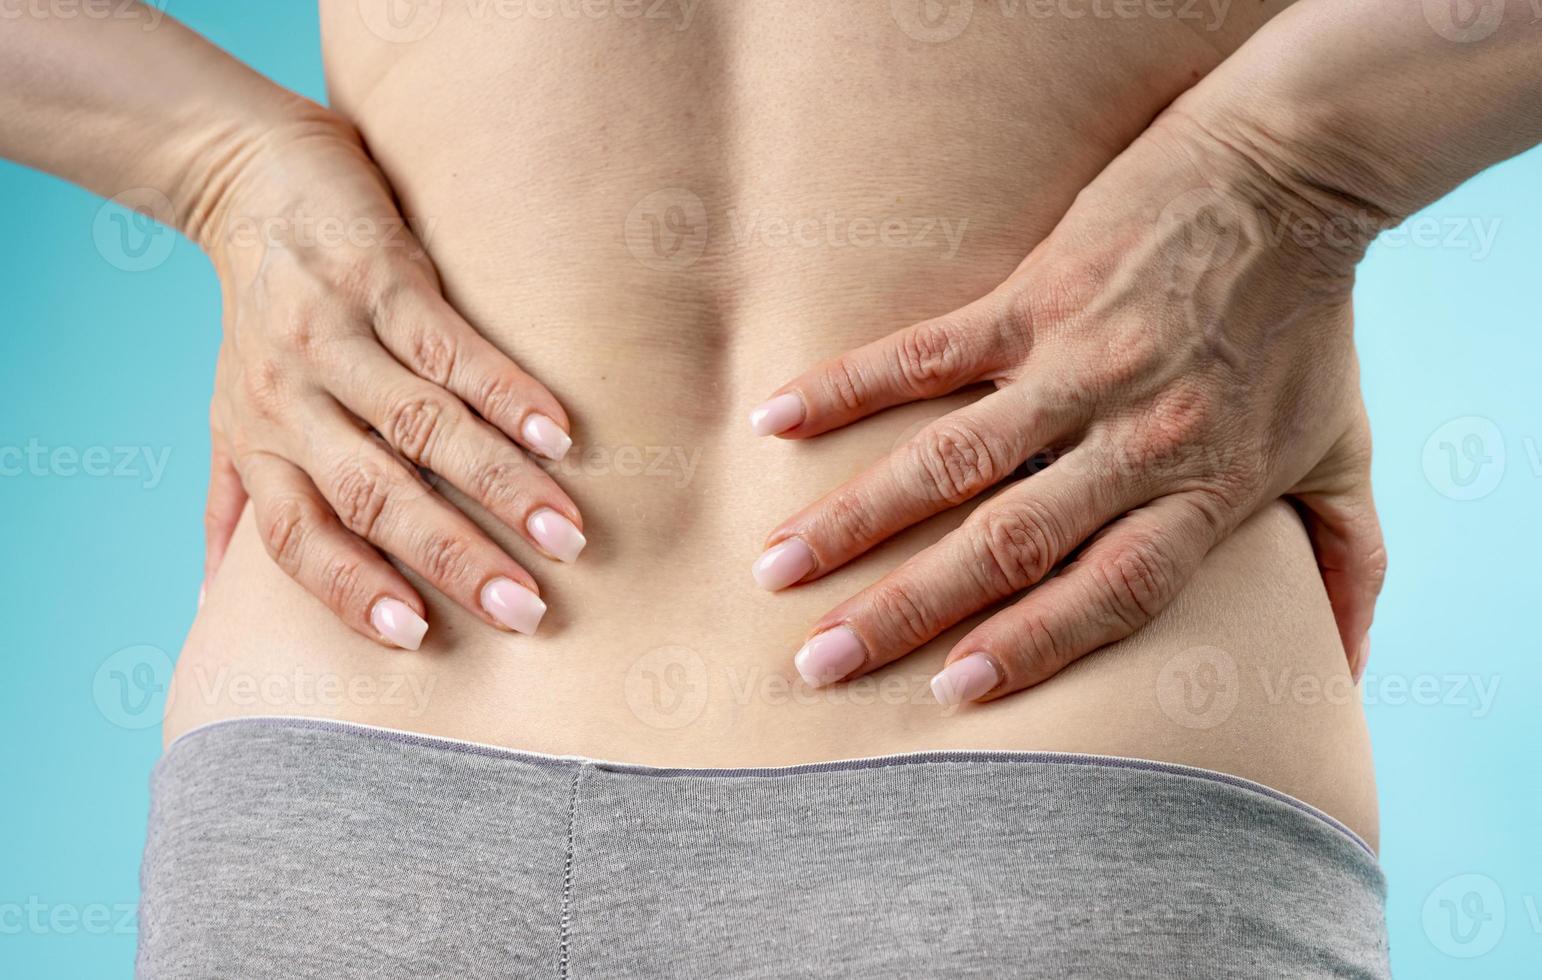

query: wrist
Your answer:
[1148,94,1396,284]
[172,97,396,266]
[1165,0,1542,252]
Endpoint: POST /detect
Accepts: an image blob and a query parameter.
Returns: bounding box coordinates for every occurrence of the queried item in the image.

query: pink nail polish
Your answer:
[522,413,573,461]
[371,598,428,651]
[528,508,587,563]
[794,626,866,688]
[931,653,1001,706]
[481,577,547,635]
[752,538,814,591]
[748,393,805,437]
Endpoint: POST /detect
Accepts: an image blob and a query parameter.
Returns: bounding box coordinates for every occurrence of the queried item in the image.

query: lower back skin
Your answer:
[171,0,1378,848]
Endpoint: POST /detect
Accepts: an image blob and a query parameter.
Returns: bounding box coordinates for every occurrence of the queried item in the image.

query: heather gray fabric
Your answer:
[138,717,1390,979]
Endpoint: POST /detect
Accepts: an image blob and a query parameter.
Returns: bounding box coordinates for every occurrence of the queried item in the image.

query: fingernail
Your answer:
[528,508,587,563]
[931,653,1001,706]
[752,538,815,591]
[197,582,206,609]
[481,577,547,635]
[371,598,428,651]
[1352,635,1370,684]
[749,393,805,437]
[522,413,572,461]
[794,626,866,688]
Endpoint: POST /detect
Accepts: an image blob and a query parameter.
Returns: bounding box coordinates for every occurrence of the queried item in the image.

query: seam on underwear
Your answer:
[557,764,581,980]
[164,714,1375,857]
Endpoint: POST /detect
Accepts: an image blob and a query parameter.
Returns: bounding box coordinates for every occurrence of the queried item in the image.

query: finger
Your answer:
[789,446,1141,688]
[754,387,1070,591]
[373,286,574,460]
[749,292,1020,438]
[930,492,1225,705]
[1296,483,1386,681]
[301,404,550,636]
[203,431,248,582]
[334,343,587,564]
[240,449,430,651]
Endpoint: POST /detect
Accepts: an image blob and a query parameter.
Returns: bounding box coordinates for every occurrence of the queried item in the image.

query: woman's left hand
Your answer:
[750,108,1388,706]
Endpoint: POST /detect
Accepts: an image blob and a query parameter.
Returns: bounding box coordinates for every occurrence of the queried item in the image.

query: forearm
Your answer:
[1172,0,1542,233]
[0,2,341,248]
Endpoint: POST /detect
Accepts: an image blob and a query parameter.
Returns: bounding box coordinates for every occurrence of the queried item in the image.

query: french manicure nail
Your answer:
[794,626,866,688]
[528,508,587,563]
[749,393,805,437]
[1352,635,1370,684]
[931,653,1001,706]
[522,413,573,461]
[481,577,547,635]
[371,598,428,651]
[198,582,206,609]
[753,538,814,591]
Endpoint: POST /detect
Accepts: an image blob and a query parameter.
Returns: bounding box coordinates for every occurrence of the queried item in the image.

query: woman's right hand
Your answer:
[199,107,585,650]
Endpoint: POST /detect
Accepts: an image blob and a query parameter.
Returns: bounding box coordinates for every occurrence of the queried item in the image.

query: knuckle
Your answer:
[418,532,473,586]
[1091,334,1165,396]
[276,312,316,355]
[319,555,369,614]
[331,463,391,540]
[1138,385,1216,459]
[867,582,938,648]
[820,486,883,552]
[911,421,1003,505]
[384,394,450,464]
[1094,536,1178,629]
[976,500,1059,593]
[476,371,527,426]
[823,357,867,413]
[260,495,309,574]
[1362,539,1390,594]
[1008,614,1070,682]
[1007,269,1091,341]
[894,321,965,396]
[338,254,404,314]
[468,458,533,515]
[407,326,457,387]
[239,359,288,422]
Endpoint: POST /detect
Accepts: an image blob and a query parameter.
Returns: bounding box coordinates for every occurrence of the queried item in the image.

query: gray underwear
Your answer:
[137,717,1389,978]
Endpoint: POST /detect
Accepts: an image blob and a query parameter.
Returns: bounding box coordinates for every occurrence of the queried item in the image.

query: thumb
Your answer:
[1293,431,1386,682]
[203,429,248,592]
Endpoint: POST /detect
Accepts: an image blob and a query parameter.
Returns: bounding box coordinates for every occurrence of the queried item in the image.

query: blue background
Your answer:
[1,3,1538,976]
